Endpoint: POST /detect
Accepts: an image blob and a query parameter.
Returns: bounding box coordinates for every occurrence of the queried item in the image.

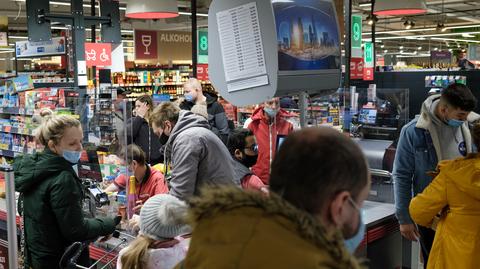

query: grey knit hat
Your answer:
[139,194,191,240]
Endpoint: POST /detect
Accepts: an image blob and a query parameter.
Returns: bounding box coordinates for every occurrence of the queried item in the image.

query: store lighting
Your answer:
[436,23,447,32]
[374,31,480,40]
[366,14,378,26]
[380,45,385,48]
[359,3,372,7]
[400,46,404,49]
[384,50,388,53]
[418,46,422,50]
[431,37,480,44]
[404,20,415,30]
[363,24,480,36]
[400,50,404,53]
[374,0,427,16]
[462,33,475,38]
[9,36,28,39]
[126,0,179,19]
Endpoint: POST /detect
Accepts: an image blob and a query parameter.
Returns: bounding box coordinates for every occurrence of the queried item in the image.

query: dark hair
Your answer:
[441,83,477,111]
[269,128,369,214]
[121,144,146,166]
[227,128,254,156]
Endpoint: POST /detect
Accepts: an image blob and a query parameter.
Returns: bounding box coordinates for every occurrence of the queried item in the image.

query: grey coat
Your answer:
[165,110,236,200]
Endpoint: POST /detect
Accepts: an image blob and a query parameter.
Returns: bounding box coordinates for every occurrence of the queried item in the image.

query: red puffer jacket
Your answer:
[247,107,293,184]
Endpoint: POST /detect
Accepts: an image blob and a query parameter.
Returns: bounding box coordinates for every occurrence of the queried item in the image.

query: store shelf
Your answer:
[0,149,25,158]
[0,125,34,136]
[112,82,185,87]
[0,107,34,116]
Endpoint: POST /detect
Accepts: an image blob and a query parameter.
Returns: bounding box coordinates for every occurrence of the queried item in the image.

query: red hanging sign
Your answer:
[363,67,374,81]
[85,43,112,67]
[135,30,158,60]
[350,58,364,80]
[197,64,209,81]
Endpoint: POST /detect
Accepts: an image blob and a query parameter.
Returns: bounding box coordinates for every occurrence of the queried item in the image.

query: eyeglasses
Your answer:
[245,143,258,154]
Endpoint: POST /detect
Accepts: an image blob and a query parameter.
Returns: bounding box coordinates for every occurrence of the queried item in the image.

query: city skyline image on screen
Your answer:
[273,0,340,71]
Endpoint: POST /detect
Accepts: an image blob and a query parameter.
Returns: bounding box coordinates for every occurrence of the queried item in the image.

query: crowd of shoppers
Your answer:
[13,79,480,269]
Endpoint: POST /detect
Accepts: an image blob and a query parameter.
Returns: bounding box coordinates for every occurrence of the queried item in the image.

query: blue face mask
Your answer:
[264,108,278,118]
[343,197,366,254]
[447,118,464,127]
[185,93,194,103]
[62,150,82,164]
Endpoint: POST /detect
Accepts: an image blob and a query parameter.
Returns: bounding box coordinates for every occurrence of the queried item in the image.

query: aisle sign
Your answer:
[198,30,208,64]
[84,43,112,67]
[135,30,158,60]
[351,15,362,49]
[363,42,374,81]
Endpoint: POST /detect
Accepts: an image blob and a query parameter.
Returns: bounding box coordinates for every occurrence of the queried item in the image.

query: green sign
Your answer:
[352,15,362,49]
[364,42,374,67]
[198,30,208,64]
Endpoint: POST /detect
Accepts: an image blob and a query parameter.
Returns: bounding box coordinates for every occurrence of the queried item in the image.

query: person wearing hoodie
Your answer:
[175,128,370,269]
[393,83,477,266]
[409,122,480,269]
[227,128,267,193]
[149,102,236,201]
[14,115,120,269]
[246,98,293,184]
[180,78,230,144]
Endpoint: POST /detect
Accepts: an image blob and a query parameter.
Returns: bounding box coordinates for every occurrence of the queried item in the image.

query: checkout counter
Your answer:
[350,87,420,269]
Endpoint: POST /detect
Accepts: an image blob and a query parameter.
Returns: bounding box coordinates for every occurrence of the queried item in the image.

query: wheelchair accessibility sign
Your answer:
[85,43,112,67]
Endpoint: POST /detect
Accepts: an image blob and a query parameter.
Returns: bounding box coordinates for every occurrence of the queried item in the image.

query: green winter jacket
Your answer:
[14,150,117,269]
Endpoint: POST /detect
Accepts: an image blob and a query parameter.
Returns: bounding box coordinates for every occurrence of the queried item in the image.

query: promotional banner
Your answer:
[350,58,363,80]
[351,15,363,79]
[135,30,158,60]
[85,42,112,67]
[16,37,66,58]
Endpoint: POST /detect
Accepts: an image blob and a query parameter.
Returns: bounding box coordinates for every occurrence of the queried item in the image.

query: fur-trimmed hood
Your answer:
[182,187,364,269]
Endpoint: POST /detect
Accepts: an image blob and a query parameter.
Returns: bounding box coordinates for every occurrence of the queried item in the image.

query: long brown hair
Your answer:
[120,235,154,269]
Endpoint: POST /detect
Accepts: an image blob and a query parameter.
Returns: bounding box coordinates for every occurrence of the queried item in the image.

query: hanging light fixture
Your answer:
[366,14,379,26]
[126,0,179,19]
[404,20,415,30]
[437,23,447,32]
[374,0,427,16]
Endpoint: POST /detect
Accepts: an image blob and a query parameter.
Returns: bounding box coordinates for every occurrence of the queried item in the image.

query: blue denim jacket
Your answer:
[393,118,438,224]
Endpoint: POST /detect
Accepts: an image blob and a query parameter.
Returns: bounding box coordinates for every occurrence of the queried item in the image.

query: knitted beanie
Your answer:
[139,194,191,241]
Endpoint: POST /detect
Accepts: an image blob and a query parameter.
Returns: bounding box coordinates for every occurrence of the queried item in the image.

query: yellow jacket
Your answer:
[409,155,480,269]
[175,187,364,269]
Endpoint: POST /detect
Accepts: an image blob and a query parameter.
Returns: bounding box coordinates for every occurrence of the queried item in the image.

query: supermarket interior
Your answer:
[0,0,480,268]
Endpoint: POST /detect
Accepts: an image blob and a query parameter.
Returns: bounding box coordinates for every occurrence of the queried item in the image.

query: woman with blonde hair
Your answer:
[409,122,480,269]
[118,194,191,269]
[14,114,120,268]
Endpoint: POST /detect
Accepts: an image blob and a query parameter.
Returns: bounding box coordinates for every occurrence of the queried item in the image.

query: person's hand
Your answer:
[133,200,143,214]
[128,214,141,233]
[400,223,420,241]
[260,187,269,195]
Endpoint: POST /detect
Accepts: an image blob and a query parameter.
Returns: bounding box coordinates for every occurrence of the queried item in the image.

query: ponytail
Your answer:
[120,235,154,269]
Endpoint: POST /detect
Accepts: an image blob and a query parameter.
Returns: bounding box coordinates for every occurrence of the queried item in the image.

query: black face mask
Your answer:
[241,153,258,168]
[159,133,169,145]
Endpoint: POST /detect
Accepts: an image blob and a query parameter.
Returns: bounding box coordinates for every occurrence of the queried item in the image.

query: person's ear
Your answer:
[132,160,138,171]
[234,149,243,160]
[48,140,57,153]
[328,191,350,228]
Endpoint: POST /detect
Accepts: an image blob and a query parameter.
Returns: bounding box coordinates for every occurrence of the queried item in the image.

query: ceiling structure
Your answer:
[354,0,480,57]
[0,0,479,60]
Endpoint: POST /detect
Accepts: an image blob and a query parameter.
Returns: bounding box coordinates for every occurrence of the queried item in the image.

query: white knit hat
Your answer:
[139,194,191,240]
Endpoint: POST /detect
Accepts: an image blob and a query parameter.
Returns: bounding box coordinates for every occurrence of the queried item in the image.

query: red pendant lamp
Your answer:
[126,0,179,19]
[374,0,427,16]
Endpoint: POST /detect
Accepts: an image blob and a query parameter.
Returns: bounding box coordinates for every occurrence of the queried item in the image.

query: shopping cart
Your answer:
[59,231,132,269]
